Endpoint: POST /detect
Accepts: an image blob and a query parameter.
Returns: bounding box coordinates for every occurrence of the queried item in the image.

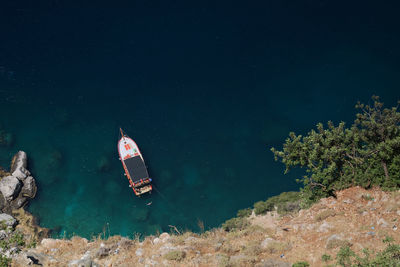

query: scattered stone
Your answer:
[343,199,353,204]
[318,221,332,233]
[96,246,110,258]
[136,248,144,256]
[0,213,17,228]
[377,218,388,228]
[261,237,275,249]
[0,230,6,239]
[184,236,198,244]
[69,252,97,267]
[159,243,177,256]
[0,175,21,201]
[159,232,170,240]
[256,259,291,267]
[4,246,19,257]
[41,238,60,247]
[214,242,223,251]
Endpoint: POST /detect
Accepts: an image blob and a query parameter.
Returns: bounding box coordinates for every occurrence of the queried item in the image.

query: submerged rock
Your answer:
[0,175,21,201]
[0,130,14,147]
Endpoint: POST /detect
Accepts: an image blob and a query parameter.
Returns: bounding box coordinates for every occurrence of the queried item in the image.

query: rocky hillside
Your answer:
[6,186,399,267]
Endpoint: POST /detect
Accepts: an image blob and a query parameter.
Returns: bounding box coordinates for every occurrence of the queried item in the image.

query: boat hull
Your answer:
[118,132,152,196]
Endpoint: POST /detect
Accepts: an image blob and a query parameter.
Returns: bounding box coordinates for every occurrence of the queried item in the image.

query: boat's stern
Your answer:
[133,178,153,196]
[134,184,152,196]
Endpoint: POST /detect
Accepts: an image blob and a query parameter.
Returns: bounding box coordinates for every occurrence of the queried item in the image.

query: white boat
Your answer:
[118,128,152,196]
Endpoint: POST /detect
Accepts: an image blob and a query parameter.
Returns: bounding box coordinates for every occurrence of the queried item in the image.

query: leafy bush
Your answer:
[321,253,332,262]
[222,217,249,232]
[254,201,273,215]
[265,191,302,214]
[292,261,310,267]
[272,96,400,204]
[163,250,186,261]
[332,239,400,266]
[253,191,302,215]
[236,208,252,218]
[9,231,25,247]
[0,255,11,267]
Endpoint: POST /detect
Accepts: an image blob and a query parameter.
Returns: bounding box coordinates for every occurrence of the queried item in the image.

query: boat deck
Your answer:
[124,155,149,183]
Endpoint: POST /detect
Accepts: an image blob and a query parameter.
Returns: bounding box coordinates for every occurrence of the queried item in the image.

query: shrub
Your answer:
[163,250,186,261]
[9,231,25,247]
[222,217,249,232]
[326,239,351,250]
[361,194,374,201]
[272,96,400,204]
[254,201,273,215]
[321,253,332,262]
[292,261,310,267]
[237,208,252,218]
[265,191,302,215]
[336,246,356,267]
[0,255,11,267]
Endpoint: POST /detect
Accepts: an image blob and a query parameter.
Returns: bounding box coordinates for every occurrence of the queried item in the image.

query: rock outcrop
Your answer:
[0,175,21,201]
[0,151,37,213]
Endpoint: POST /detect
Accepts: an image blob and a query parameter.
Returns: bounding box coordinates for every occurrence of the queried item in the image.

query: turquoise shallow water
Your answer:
[1,1,400,238]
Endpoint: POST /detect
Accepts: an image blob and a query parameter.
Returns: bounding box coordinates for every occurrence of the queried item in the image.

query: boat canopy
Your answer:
[124,155,149,183]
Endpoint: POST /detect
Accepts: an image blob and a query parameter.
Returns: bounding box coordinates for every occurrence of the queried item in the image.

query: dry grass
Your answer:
[11,187,400,267]
[326,239,352,250]
[314,209,336,222]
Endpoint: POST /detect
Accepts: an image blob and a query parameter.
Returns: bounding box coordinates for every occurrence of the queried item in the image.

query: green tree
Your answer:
[271,96,400,203]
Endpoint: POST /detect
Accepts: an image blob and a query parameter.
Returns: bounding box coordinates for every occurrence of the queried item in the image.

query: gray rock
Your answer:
[0,230,7,239]
[0,193,4,211]
[261,237,275,249]
[4,246,19,257]
[20,176,37,198]
[12,166,30,181]
[10,195,28,209]
[10,151,27,173]
[318,221,332,233]
[25,251,51,266]
[343,199,354,204]
[256,259,291,267]
[0,175,21,201]
[95,246,110,258]
[136,248,144,256]
[377,218,388,228]
[0,213,17,228]
[69,252,98,267]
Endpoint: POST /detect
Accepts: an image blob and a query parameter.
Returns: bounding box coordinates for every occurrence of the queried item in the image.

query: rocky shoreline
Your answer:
[0,151,49,264]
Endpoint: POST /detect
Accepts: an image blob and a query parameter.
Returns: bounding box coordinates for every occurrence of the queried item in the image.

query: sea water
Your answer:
[0,1,400,238]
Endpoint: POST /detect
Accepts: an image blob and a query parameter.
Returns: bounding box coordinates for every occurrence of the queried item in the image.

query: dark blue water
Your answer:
[1,1,400,238]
